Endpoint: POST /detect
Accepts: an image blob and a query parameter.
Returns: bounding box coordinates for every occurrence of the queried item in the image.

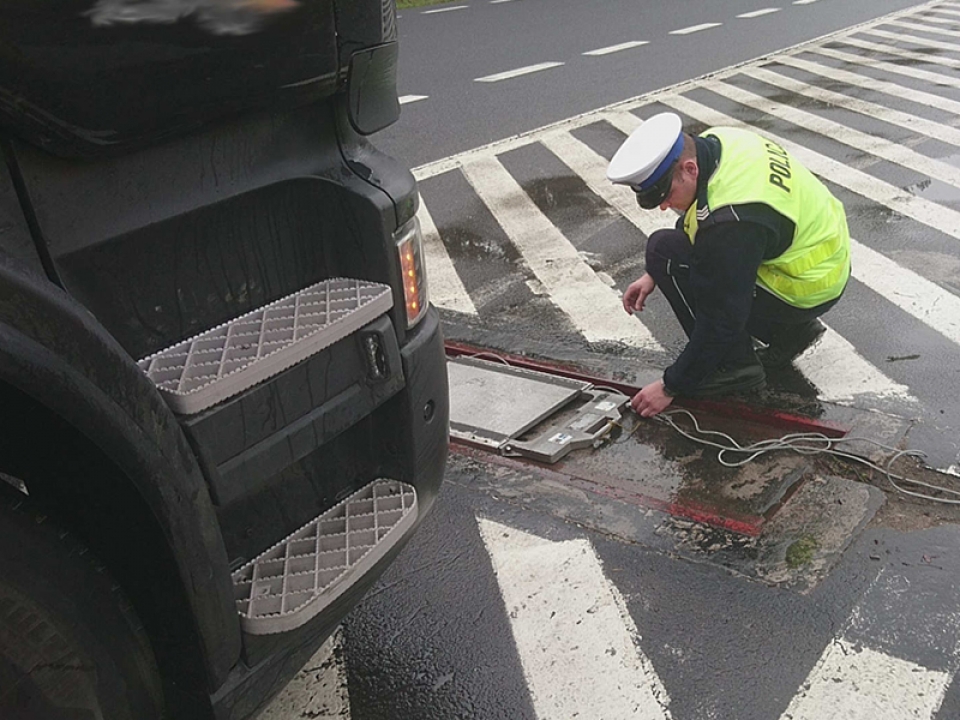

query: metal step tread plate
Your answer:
[138,278,393,415]
[232,479,418,635]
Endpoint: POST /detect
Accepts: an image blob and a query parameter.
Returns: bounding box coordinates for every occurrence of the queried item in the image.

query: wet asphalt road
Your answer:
[263,1,960,718]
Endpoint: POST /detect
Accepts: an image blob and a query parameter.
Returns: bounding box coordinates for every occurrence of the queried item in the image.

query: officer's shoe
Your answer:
[758,319,827,369]
[688,355,766,398]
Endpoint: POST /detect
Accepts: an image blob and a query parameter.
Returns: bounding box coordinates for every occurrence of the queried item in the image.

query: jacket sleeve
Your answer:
[662,220,772,395]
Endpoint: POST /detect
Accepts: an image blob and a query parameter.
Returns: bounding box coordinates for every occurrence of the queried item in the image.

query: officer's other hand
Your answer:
[623,273,657,314]
[631,380,674,418]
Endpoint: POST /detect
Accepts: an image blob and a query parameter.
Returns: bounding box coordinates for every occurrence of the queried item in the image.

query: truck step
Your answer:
[138,278,393,414]
[231,479,418,635]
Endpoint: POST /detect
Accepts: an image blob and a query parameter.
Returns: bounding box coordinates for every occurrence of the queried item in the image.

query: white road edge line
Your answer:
[422,5,467,14]
[670,22,722,35]
[738,8,781,18]
[779,637,950,720]
[399,95,428,105]
[416,201,478,316]
[477,518,673,720]
[475,62,564,83]
[583,40,650,56]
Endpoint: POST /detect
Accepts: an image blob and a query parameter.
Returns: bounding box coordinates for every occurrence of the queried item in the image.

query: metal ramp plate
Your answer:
[138,278,392,415]
[232,479,417,635]
[448,356,628,462]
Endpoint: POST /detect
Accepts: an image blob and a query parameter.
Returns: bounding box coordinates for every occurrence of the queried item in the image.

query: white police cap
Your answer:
[606,112,684,189]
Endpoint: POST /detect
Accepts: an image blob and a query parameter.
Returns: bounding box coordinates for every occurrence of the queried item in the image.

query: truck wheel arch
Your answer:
[0,255,241,708]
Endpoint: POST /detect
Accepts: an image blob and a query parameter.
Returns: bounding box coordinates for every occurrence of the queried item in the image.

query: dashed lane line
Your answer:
[422,5,467,14]
[583,40,650,56]
[399,95,428,105]
[474,62,564,83]
[670,22,722,35]
[738,8,781,18]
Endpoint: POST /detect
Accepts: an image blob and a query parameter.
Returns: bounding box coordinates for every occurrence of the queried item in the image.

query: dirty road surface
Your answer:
[261,2,960,718]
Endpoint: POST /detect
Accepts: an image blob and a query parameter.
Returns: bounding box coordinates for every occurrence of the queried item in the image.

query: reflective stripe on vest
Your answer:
[683,127,851,309]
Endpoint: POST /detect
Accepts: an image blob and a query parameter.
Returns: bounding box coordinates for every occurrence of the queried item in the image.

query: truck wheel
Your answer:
[0,488,165,719]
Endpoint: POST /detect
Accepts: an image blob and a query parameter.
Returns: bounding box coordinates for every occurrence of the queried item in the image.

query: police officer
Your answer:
[607,113,850,417]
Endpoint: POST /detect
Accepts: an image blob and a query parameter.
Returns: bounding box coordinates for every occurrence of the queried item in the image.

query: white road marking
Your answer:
[416,201,478,316]
[738,8,781,18]
[793,0,819,4]
[477,518,672,720]
[475,62,564,83]
[399,94,428,105]
[583,40,650,56]
[795,326,913,404]
[539,130,676,239]
[670,22,722,35]
[704,81,960,190]
[889,17,960,38]
[902,11,960,24]
[491,0,515,3]
[422,5,467,14]
[460,156,663,349]
[864,25,960,55]
[778,638,950,720]
[927,6,960,18]
[660,92,960,245]
[811,45,960,95]
[842,33,960,71]
[744,65,960,147]
[848,239,960,348]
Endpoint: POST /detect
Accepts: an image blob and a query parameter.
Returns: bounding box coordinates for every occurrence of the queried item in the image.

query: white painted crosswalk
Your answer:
[415,0,960,417]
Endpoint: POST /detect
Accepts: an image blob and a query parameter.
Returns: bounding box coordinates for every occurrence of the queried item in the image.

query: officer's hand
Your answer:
[623,273,657,314]
[630,380,674,418]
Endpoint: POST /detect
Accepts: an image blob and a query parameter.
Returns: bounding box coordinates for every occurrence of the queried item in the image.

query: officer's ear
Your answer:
[679,157,699,181]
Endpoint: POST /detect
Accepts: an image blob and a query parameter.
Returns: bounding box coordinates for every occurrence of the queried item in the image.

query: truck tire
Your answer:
[0,486,165,719]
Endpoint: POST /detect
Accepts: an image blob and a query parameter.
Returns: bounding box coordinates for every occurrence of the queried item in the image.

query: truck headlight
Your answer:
[395,216,428,328]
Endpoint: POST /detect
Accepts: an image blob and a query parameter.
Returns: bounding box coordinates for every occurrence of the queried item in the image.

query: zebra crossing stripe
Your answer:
[742,66,960,148]
[863,26,960,55]
[843,34,960,71]
[794,325,913,403]
[778,638,950,720]
[780,52,960,115]
[901,10,960,23]
[849,240,960,348]
[926,6,960,18]
[661,92,960,243]
[704,81,960,191]
[810,45,960,95]
[538,130,676,239]
[477,518,673,720]
[460,155,664,350]
[416,201,478,316]
[888,17,960,38]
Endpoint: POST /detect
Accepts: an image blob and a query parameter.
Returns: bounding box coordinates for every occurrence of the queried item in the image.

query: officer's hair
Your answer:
[680,134,696,161]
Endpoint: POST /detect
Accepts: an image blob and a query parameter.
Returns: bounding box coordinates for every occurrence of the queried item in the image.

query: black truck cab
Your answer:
[0,1,448,717]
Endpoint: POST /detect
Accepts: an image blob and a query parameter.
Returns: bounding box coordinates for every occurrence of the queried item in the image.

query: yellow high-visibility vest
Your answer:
[683,127,850,308]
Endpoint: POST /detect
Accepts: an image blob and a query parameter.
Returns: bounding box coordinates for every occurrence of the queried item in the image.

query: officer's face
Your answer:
[659,158,698,212]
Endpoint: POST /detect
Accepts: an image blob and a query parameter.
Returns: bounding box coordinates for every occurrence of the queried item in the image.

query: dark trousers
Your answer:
[645,229,840,357]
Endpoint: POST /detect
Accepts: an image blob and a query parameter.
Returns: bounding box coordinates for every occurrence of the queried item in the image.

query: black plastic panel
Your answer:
[0,0,338,157]
[183,315,404,507]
